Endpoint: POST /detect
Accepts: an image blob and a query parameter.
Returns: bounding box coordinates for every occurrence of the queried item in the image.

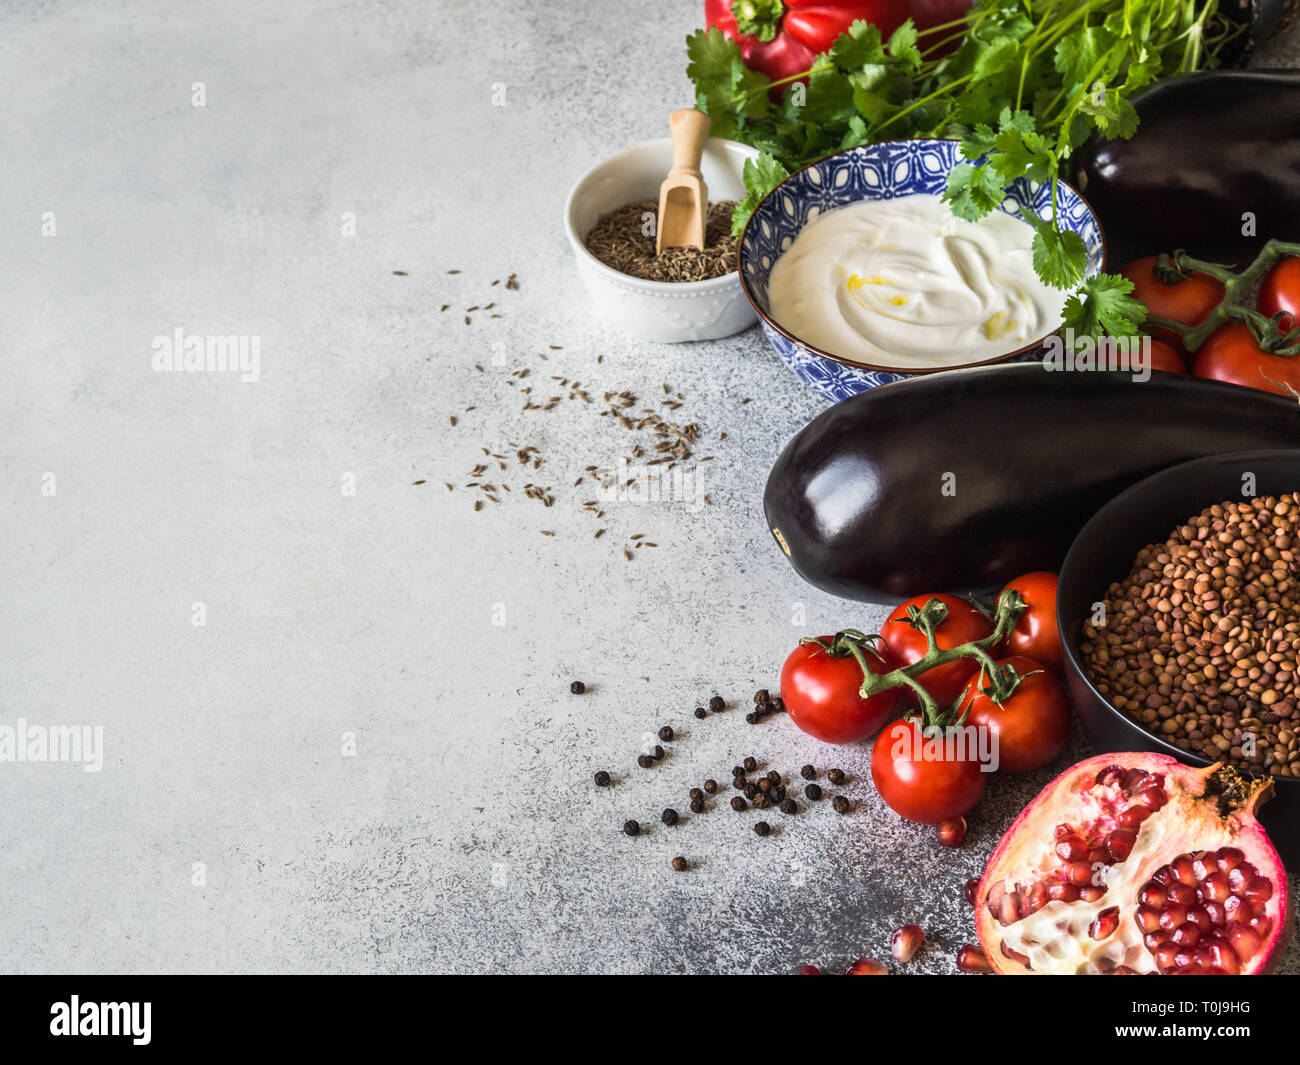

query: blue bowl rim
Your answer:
[737,137,1110,376]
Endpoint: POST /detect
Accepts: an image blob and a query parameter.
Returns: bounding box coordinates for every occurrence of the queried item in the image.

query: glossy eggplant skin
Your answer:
[763,365,1300,603]
[1075,71,1300,264]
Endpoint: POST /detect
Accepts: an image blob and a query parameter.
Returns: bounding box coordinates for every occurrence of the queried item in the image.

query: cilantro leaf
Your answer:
[1062,273,1147,337]
[886,21,923,71]
[829,20,888,69]
[732,153,790,237]
[945,162,1006,220]
[1030,215,1088,289]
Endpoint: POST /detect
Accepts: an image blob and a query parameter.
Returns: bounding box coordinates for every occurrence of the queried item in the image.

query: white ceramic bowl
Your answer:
[564,137,760,343]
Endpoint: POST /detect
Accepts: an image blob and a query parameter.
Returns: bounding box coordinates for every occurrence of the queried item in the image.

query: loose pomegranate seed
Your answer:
[1055,834,1086,861]
[844,957,888,975]
[891,924,924,963]
[936,817,967,848]
[956,944,992,973]
[796,964,822,974]
[964,877,980,906]
[1107,828,1137,862]
[1089,906,1120,940]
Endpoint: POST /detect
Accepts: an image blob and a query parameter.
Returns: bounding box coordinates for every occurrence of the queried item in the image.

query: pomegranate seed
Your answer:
[1066,860,1093,885]
[1168,882,1197,907]
[1174,948,1194,969]
[1121,768,1148,793]
[1199,872,1230,903]
[1117,805,1152,830]
[1000,940,1030,967]
[956,944,992,973]
[1054,823,1073,839]
[936,817,967,848]
[998,892,1020,926]
[1204,940,1241,976]
[1159,904,1187,932]
[891,925,924,963]
[1172,923,1201,948]
[1203,900,1226,925]
[1135,906,1161,933]
[1080,885,1106,902]
[1224,895,1253,922]
[1087,846,1109,865]
[1187,906,1212,931]
[1244,877,1274,906]
[1055,834,1086,861]
[1171,855,1198,886]
[844,957,888,975]
[1154,941,1179,971]
[1216,847,1245,871]
[1023,880,1048,915]
[796,964,822,975]
[1089,906,1120,940]
[1107,965,1138,974]
[1247,913,1273,939]
[1139,882,1166,908]
[1130,785,1167,810]
[964,878,980,906]
[1107,829,1137,862]
[1192,852,1219,879]
[1226,862,1257,893]
[1226,921,1262,958]
[1047,882,1079,902]
[1096,765,1125,786]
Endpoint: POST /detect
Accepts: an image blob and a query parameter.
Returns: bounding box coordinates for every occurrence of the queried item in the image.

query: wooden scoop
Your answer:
[656,109,711,255]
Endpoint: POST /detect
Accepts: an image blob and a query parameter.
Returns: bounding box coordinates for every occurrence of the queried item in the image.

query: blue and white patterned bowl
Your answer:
[739,139,1107,402]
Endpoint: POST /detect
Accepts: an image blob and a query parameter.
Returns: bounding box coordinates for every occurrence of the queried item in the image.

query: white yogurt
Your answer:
[767,194,1069,368]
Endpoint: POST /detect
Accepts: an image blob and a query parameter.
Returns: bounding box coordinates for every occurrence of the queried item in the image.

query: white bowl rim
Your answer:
[562,136,760,295]
[737,136,1110,376]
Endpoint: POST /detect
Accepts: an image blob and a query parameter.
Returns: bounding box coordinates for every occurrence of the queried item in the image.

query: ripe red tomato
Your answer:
[1258,256,1300,331]
[998,572,1063,673]
[781,637,899,744]
[961,656,1071,773]
[1144,338,1186,374]
[884,594,993,707]
[871,718,986,823]
[1191,321,1300,397]
[1121,257,1225,352]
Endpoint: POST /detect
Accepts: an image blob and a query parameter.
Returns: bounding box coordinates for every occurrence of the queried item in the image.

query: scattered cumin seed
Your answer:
[411,479,425,485]
[623,545,633,561]
[464,316,471,325]
[474,364,483,372]
[447,269,460,274]
[393,270,407,276]
[741,397,752,404]
[440,304,449,312]
[594,529,605,539]
[473,500,482,511]
[448,416,457,427]
[540,530,554,536]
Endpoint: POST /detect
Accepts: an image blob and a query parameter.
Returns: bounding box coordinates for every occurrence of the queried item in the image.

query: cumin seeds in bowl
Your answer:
[584,200,738,283]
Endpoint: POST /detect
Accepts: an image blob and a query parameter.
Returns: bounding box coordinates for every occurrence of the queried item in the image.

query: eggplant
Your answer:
[763,365,1300,603]
[1074,70,1300,264]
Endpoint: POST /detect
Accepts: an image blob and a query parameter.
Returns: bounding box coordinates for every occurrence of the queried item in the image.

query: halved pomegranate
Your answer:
[974,753,1292,975]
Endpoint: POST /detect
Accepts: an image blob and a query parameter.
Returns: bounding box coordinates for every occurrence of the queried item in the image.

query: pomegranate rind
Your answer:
[974,753,1292,975]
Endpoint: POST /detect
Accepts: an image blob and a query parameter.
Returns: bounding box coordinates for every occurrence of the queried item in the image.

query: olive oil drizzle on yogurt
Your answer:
[768,194,1068,368]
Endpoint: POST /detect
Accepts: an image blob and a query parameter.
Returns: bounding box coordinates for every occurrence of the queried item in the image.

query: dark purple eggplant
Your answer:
[763,364,1300,603]
[1074,71,1300,264]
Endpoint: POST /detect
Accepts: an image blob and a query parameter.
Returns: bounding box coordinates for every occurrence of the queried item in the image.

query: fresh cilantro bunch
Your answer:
[686,0,1243,336]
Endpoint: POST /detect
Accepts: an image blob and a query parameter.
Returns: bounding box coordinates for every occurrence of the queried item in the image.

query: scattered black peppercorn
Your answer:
[758,779,772,793]
[730,796,747,812]
[828,768,847,785]
[771,697,786,713]
[658,726,674,742]
[832,796,851,814]
[637,754,654,769]
[570,681,585,694]
[689,787,704,802]
[732,777,747,793]
[623,820,640,836]
[708,696,725,713]
[661,808,679,826]
[694,707,707,719]
[744,783,759,799]
[743,756,757,772]
[780,798,797,814]
[703,779,718,794]
[755,793,771,810]
[652,745,665,761]
[671,856,688,872]
[804,783,822,800]
[753,689,769,704]
[766,770,781,785]
[754,821,771,837]
[731,765,745,778]
[800,764,816,780]
[745,712,759,724]
[771,786,786,803]
[594,770,611,787]
[689,797,704,814]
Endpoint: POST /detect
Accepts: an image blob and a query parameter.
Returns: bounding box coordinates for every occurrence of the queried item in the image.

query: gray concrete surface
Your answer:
[2,0,1298,974]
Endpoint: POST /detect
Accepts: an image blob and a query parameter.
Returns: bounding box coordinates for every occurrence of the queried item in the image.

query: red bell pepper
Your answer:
[704,0,972,86]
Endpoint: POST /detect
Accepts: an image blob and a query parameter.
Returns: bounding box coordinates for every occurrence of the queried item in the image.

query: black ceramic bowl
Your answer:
[1057,449,1300,868]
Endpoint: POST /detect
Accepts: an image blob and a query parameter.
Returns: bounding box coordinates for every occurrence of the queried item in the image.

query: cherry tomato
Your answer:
[781,636,899,745]
[998,572,1063,673]
[1191,321,1300,397]
[1258,256,1300,331]
[1144,338,1186,374]
[1121,257,1225,352]
[961,656,1071,773]
[871,717,986,823]
[884,594,993,708]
